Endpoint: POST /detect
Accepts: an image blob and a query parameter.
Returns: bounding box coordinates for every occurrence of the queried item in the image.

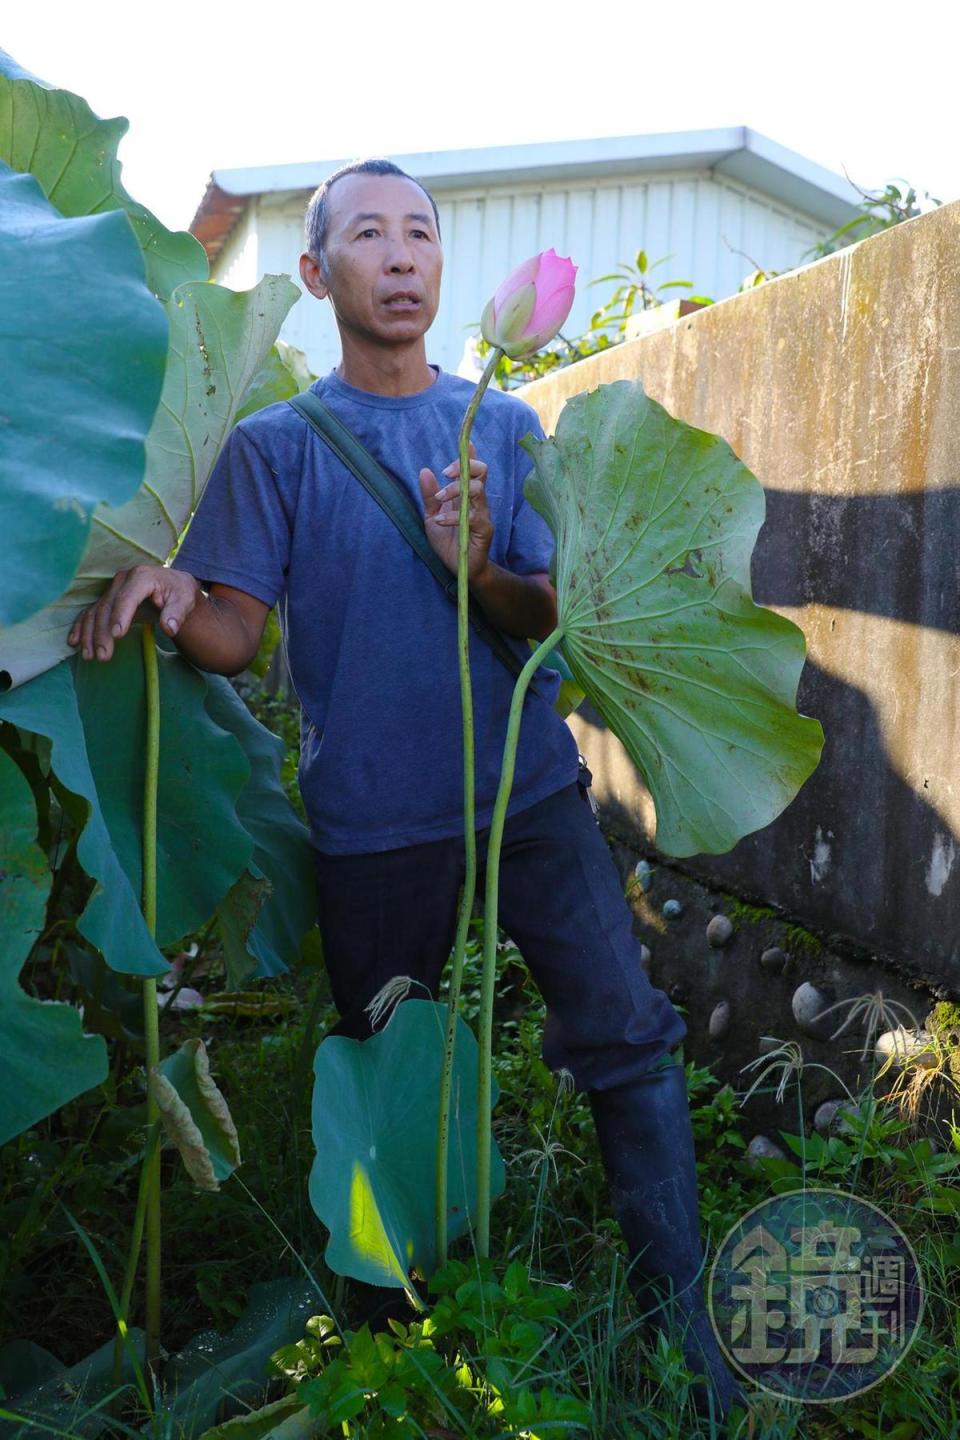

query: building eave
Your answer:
[190,126,863,265]
[189,177,250,261]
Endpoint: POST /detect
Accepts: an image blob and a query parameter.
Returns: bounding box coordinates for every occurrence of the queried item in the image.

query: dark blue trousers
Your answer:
[312,782,686,1092]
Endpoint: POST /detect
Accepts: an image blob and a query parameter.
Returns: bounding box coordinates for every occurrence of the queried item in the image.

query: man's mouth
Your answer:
[383,292,421,309]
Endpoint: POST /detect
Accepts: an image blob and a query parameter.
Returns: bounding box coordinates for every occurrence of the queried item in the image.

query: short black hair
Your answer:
[304,159,441,266]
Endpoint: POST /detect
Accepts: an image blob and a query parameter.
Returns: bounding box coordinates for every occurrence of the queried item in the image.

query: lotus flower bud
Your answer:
[480,248,577,359]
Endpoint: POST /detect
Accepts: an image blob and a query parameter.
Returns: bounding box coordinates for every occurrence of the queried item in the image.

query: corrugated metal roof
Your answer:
[190,126,862,263]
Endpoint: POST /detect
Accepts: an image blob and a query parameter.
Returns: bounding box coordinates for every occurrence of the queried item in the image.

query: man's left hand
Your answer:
[419,442,493,581]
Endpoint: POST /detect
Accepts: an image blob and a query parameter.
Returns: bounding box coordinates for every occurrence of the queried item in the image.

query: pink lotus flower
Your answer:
[157,953,205,1011]
[480,248,577,359]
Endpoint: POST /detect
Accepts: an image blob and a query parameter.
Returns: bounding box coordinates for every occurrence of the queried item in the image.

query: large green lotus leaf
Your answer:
[0,662,166,976]
[0,748,108,1144]
[310,999,505,1290]
[0,1327,145,1434]
[0,640,253,972]
[0,49,207,300]
[0,163,167,631]
[201,672,317,985]
[0,720,52,852]
[1,274,300,689]
[163,1279,318,1436]
[71,635,254,951]
[522,379,824,857]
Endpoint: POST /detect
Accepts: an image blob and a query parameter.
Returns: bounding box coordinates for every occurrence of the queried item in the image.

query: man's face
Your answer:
[300,173,443,347]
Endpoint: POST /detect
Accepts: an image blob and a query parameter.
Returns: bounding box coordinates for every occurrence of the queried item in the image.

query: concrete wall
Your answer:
[519,201,960,993]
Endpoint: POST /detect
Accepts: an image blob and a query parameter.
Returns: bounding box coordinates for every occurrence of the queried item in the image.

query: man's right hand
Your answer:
[67,565,201,663]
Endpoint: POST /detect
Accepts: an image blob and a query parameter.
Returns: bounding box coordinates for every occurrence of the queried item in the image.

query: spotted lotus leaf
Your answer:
[523,379,824,856]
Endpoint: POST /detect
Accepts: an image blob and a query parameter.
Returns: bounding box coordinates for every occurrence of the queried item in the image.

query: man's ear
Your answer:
[300,251,329,300]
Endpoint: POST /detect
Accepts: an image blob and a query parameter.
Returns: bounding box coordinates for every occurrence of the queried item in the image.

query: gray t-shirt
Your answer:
[171,367,579,853]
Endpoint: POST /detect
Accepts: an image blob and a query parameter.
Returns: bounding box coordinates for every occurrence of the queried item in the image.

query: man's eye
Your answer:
[358,228,379,239]
[411,230,430,240]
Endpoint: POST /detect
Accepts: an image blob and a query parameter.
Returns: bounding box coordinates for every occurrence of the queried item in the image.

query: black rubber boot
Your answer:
[346,1278,419,1334]
[341,1278,423,1330]
[588,1055,748,1425]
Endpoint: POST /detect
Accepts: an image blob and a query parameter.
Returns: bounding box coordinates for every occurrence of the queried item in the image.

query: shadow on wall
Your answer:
[575,486,960,992]
[758,488,960,632]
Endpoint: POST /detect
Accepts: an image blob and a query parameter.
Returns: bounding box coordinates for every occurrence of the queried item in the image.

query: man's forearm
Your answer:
[469,564,558,641]
[173,588,258,675]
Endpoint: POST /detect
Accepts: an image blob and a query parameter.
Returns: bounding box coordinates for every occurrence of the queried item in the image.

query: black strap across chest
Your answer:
[288,389,536,692]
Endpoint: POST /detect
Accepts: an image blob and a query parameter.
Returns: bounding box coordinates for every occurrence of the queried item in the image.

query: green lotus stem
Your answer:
[476,623,564,1257]
[435,346,502,1263]
[109,627,160,1370]
[141,623,162,1369]
[111,623,164,1387]
[110,1120,160,1390]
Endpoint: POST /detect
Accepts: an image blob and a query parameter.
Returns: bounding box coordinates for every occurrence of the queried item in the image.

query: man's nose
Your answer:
[384,237,415,271]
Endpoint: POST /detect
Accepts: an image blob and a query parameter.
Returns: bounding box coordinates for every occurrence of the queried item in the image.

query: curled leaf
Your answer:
[200,990,298,1018]
[151,1038,241,1192]
[196,1395,319,1440]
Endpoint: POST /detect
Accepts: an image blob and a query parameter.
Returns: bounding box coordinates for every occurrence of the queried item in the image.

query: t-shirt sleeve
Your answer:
[505,408,555,577]
[169,426,291,608]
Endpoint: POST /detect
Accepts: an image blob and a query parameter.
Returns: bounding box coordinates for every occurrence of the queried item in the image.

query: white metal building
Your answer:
[190,127,861,378]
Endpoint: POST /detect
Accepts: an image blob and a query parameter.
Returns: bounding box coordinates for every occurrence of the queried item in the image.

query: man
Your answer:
[67,159,745,1420]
